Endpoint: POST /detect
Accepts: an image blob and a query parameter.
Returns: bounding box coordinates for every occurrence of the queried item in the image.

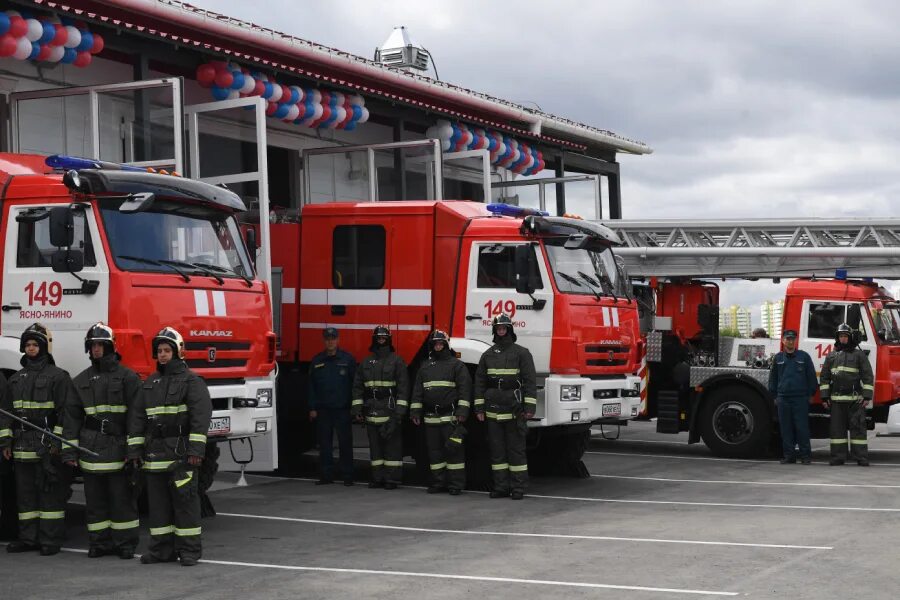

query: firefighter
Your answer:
[474,314,536,500]
[0,323,74,555]
[137,327,212,566]
[0,372,13,541]
[62,323,144,559]
[820,323,874,466]
[410,330,472,495]
[351,326,409,489]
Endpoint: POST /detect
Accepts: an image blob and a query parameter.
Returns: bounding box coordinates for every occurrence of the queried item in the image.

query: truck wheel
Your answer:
[700,386,771,458]
[528,429,590,477]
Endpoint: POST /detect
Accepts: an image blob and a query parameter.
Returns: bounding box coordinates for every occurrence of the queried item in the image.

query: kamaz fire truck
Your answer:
[606,218,900,457]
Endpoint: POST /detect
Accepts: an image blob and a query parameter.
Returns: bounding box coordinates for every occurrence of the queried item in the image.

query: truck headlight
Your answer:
[256,388,273,408]
[560,384,582,402]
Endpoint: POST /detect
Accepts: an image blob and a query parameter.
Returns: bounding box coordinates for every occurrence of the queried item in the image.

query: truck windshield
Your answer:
[544,239,630,299]
[869,301,900,343]
[99,201,253,279]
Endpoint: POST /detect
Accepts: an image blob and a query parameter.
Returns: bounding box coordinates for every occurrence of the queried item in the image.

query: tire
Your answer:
[700,385,771,458]
[528,428,590,477]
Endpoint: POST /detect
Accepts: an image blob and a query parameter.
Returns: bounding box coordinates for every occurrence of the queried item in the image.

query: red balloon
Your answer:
[295,102,306,119]
[265,102,277,116]
[8,16,28,39]
[337,102,353,129]
[0,35,16,58]
[252,80,265,96]
[36,44,51,61]
[51,24,67,47]
[90,33,104,54]
[280,85,291,102]
[214,70,233,89]
[195,63,216,87]
[318,104,332,125]
[73,51,92,68]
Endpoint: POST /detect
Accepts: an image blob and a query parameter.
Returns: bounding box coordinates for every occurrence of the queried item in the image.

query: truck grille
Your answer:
[185,339,252,370]
[584,345,629,367]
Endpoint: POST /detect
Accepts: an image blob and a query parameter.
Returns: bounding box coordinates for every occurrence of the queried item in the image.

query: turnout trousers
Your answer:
[316,408,354,481]
[145,468,201,561]
[14,459,68,547]
[425,422,465,491]
[83,471,139,552]
[487,414,528,494]
[829,401,868,462]
[365,423,402,484]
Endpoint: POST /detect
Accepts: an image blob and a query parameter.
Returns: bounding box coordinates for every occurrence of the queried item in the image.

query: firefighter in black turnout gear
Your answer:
[352,326,409,489]
[820,323,875,466]
[137,327,212,566]
[474,315,537,500]
[0,323,74,555]
[62,323,144,559]
[410,330,472,495]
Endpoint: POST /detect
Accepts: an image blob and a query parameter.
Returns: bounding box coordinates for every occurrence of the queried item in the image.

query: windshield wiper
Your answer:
[557,272,586,288]
[575,270,604,300]
[117,255,190,282]
[159,259,224,285]
[192,262,253,288]
[596,270,619,303]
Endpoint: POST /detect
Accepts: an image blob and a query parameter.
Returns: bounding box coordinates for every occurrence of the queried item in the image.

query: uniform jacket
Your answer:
[351,347,409,421]
[135,359,212,472]
[62,352,145,472]
[0,355,72,462]
[768,349,818,398]
[474,337,537,416]
[410,348,472,422]
[820,344,874,402]
[308,349,356,410]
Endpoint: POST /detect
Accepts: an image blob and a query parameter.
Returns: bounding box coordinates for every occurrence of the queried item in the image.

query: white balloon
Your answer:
[310,89,322,104]
[312,103,324,121]
[227,89,240,100]
[240,76,255,94]
[13,36,32,60]
[348,94,364,107]
[47,44,65,62]
[25,19,43,42]
[441,139,452,152]
[268,84,282,102]
[438,123,453,140]
[331,91,345,105]
[290,85,304,102]
[358,107,369,123]
[425,126,438,140]
[522,152,534,169]
[495,142,506,156]
[63,25,81,49]
[333,106,347,125]
[285,104,300,121]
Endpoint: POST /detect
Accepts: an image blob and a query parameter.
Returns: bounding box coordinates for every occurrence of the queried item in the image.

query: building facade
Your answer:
[720,305,752,337]
[760,300,784,339]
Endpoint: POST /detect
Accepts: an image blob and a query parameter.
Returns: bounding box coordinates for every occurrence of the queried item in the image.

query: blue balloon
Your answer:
[230,71,244,90]
[28,42,40,60]
[304,100,315,119]
[448,124,460,147]
[61,48,77,64]
[351,105,362,122]
[344,122,357,131]
[274,103,290,119]
[0,14,10,36]
[77,31,93,53]
[261,82,273,100]
[211,86,231,101]
[289,87,300,104]
[39,22,55,44]
[487,134,497,152]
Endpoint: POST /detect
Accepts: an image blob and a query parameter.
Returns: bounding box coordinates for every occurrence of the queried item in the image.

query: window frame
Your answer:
[475,242,544,290]
[332,224,386,290]
[15,209,97,269]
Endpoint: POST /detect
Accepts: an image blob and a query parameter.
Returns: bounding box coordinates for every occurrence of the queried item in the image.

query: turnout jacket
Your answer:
[62,353,144,472]
[135,359,212,472]
[474,337,537,417]
[768,350,818,398]
[410,349,472,423]
[0,355,72,462]
[820,345,874,403]
[351,347,409,422]
[307,349,356,410]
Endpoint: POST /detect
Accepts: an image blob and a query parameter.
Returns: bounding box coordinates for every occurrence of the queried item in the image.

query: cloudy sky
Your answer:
[191,0,900,324]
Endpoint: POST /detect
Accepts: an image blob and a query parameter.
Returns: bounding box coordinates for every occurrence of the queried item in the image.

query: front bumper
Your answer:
[206,375,276,440]
[534,374,642,427]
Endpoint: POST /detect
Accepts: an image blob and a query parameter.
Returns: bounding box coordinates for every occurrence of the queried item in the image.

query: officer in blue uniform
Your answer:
[768,329,818,464]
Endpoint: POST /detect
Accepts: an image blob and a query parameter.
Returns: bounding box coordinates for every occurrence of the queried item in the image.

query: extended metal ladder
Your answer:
[601,218,900,279]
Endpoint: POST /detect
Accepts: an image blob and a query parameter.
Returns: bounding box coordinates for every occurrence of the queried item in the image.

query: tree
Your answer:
[719,327,742,337]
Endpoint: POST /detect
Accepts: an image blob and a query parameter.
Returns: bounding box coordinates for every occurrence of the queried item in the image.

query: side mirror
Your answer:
[245,227,258,263]
[118,192,155,213]
[49,206,74,247]
[514,244,537,295]
[52,249,84,273]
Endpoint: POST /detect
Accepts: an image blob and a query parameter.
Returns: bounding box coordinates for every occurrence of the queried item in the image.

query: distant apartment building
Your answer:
[760,300,784,338]
[720,305,752,337]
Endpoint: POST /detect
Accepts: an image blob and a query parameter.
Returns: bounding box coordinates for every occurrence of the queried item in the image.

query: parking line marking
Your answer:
[586,450,900,467]
[200,557,739,596]
[217,512,831,550]
[590,473,900,489]
[527,492,900,512]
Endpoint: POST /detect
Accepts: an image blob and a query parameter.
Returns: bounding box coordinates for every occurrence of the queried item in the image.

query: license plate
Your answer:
[601,403,621,417]
[208,416,231,436]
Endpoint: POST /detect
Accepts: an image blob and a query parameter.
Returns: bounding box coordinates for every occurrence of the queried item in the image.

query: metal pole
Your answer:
[0,407,100,457]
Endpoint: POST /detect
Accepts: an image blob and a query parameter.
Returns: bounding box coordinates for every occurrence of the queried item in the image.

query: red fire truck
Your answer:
[0,153,277,465]
[608,218,900,457]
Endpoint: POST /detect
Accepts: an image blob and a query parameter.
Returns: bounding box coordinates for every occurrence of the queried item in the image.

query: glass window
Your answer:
[806,303,867,341]
[544,240,630,298]
[333,225,385,289]
[16,210,96,268]
[477,244,543,289]
[869,301,900,343]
